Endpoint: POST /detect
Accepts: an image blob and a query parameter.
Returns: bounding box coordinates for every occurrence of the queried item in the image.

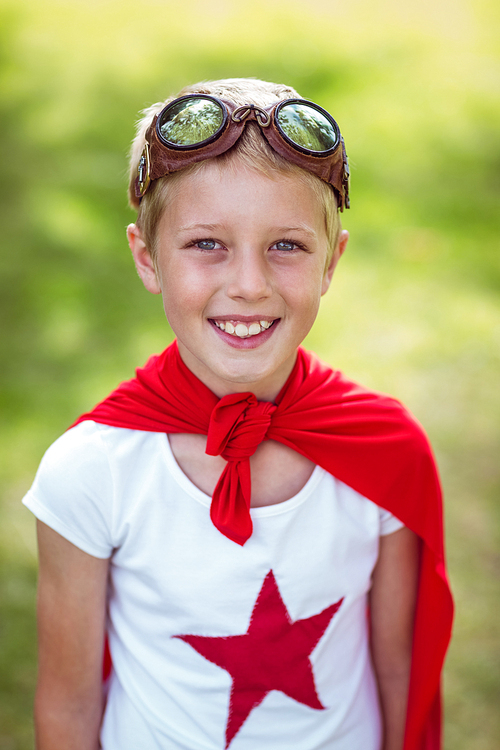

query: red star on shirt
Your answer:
[174,570,344,748]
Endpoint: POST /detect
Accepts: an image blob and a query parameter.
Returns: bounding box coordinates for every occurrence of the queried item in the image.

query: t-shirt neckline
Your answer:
[162,434,324,517]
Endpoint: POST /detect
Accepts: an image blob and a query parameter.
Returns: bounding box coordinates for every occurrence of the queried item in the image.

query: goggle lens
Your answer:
[276,102,339,153]
[158,97,224,147]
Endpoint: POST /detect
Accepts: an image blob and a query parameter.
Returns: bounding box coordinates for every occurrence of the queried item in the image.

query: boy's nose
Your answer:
[226,250,273,302]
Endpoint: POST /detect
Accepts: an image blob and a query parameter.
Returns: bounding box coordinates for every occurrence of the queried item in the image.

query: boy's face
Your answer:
[129,161,348,400]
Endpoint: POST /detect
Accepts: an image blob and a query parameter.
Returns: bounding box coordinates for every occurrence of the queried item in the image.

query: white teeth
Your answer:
[235,323,249,338]
[214,319,274,337]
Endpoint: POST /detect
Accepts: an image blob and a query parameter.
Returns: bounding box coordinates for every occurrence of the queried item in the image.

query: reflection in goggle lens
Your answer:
[277,103,338,152]
[159,98,224,146]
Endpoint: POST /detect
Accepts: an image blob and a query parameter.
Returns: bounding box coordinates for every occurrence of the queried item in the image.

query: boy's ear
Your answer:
[321,230,349,296]
[127,224,162,295]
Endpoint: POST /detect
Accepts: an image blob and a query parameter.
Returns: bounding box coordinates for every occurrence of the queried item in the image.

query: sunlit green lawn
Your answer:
[1,0,498,748]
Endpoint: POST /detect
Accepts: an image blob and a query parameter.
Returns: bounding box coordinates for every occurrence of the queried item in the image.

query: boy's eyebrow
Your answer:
[178,223,222,233]
[276,225,319,238]
[177,223,319,238]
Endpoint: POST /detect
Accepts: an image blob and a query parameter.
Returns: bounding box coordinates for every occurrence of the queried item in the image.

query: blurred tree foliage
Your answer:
[0,0,499,748]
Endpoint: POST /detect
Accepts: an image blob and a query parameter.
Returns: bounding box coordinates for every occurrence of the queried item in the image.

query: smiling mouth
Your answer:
[212,319,275,339]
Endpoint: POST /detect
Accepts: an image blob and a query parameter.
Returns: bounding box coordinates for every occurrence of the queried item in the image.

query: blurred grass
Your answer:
[0,0,499,747]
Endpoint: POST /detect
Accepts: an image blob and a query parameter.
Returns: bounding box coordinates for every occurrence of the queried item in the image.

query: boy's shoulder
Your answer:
[28,421,166,506]
[37,420,111,476]
[23,421,118,558]
[39,420,165,470]
[22,421,173,558]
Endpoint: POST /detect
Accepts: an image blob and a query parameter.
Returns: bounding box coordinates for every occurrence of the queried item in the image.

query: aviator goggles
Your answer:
[133,94,350,211]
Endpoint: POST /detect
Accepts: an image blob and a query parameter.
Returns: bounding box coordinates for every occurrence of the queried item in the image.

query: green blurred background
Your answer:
[0,0,498,747]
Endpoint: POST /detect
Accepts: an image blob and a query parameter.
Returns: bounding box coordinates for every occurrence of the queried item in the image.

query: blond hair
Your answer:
[128,78,341,264]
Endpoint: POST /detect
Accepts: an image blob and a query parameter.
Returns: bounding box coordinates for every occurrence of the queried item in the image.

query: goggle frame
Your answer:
[134,94,350,211]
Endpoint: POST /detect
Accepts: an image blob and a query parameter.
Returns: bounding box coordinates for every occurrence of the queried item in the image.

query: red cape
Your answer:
[73,341,453,750]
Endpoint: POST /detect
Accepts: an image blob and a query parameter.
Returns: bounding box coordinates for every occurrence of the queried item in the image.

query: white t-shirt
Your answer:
[23,421,404,750]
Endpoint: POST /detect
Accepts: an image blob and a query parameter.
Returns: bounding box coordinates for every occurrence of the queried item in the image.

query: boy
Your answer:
[23,78,453,750]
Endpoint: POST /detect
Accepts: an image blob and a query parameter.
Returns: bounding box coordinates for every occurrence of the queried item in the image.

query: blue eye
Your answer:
[196,240,217,250]
[275,241,296,252]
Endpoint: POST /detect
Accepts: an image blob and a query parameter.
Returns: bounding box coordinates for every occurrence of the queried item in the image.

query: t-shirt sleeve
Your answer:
[379,506,405,536]
[22,421,114,558]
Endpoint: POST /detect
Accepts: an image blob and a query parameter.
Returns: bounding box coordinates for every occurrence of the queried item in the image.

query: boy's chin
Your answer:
[176,339,298,400]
